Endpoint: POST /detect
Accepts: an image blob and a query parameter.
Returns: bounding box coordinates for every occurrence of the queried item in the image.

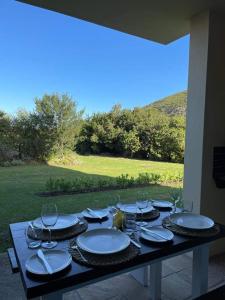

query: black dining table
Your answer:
[9,210,225,300]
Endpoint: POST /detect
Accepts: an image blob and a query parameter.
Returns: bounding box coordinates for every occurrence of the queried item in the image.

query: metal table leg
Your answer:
[130,266,150,287]
[149,261,162,300]
[192,244,209,299]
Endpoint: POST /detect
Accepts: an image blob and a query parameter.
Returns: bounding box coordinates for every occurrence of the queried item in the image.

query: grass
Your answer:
[48,154,183,178]
[0,154,183,252]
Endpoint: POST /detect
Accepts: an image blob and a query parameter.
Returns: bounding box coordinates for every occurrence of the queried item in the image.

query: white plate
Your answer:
[170,213,214,230]
[141,226,174,243]
[82,208,108,219]
[33,214,79,230]
[77,228,130,255]
[152,200,173,208]
[120,204,153,214]
[25,249,72,275]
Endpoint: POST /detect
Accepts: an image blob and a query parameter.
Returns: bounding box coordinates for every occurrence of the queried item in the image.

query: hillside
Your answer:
[149,91,187,116]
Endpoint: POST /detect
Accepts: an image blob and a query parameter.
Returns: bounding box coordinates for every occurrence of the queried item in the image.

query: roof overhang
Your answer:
[17,0,225,44]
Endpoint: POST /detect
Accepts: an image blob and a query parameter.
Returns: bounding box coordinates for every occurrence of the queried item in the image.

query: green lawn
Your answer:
[0,155,183,252]
[49,154,183,178]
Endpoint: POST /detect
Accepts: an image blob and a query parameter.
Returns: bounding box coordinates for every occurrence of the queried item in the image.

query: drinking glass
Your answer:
[169,200,178,215]
[136,193,149,226]
[114,194,122,210]
[123,207,136,233]
[181,200,193,213]
[25,225,41,249]
[41,203,58,249]
[109,207,118,229]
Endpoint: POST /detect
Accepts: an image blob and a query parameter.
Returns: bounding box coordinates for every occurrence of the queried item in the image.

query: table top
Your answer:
[10,211,225,299]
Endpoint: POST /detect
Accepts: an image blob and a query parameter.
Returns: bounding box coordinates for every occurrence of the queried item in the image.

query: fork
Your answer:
[71,244,88,262]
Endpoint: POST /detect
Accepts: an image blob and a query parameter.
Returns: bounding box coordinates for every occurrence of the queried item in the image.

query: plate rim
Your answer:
[120,203,153,214]
[25,249,72,275]
[33,214,79,231]
[140,226,174,243]
[77,228,130,255]
[169,212,215,230]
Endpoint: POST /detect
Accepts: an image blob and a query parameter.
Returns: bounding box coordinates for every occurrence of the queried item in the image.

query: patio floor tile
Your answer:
[1,251,225,300]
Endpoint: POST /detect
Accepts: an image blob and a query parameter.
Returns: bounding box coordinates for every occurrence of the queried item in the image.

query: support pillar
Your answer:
[183,10,225,254]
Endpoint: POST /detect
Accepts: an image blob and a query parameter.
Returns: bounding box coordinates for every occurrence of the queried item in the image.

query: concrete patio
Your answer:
[1,251,225,300]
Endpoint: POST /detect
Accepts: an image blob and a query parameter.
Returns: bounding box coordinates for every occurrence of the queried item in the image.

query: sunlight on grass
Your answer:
[48,154,184,178]
[0,154,183,252]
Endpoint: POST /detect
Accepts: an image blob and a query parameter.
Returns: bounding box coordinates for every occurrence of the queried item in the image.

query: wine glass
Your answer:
[170,199,178,216]
[136,192,149,227]
[41,203,58,249]
[24,224,41,249]
[114,194,122,210]
[181,200,193,213]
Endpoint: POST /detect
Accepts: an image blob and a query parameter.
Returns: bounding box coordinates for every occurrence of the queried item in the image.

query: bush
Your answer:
[0,159,25,167]
[43,171,183,195]
[48,151,80,166]
[10,159,25,166]
[0,161,11,167]
[116,174,135,188]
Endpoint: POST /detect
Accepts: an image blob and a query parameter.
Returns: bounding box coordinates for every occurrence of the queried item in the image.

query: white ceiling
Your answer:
[18,0,225,44]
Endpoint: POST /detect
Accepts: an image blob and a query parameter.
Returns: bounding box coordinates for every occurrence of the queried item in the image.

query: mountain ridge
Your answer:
[148,91,187,116]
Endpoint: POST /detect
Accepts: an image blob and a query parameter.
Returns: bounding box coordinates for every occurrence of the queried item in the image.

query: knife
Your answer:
[130,238,141,249]
[37,249,53,274]
[87,208,102,219]
[140,226,169,241]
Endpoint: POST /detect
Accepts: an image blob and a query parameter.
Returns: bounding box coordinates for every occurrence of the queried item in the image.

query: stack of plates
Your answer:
[169,213,215,230]
[33,214,79,231]
[76,228,130,255]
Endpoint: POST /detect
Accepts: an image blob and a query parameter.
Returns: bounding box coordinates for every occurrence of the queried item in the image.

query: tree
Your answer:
[119,130,141,157]
[11,93,84,161]
[0,111,16,162]
[77,104,185,163]
[34,93,84,158]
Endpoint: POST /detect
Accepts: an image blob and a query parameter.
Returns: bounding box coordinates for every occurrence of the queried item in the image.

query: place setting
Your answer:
[151,199,174,210]
[68,227,140,267]
[27,204,88,245]
[25,203,86,277]
[162,201,220,237]
[25,248,72,278]
[139,225,174,244]
[119,199,160,224]
[81,207,109,222]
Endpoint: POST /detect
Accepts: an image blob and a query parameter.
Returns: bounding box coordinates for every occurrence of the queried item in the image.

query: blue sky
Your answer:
[0,0,189,115]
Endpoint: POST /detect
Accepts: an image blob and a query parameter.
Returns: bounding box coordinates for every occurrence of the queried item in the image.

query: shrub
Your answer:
[46,178,55,192]
[44,171,183,195]
[48,151,80,166]
[0,159,25,167]
[10,159,25,166]
[0,161,11,167]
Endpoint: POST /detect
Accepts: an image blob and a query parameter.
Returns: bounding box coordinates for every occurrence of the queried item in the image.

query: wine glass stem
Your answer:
[48,228,51,244]
[140,209,143,222]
